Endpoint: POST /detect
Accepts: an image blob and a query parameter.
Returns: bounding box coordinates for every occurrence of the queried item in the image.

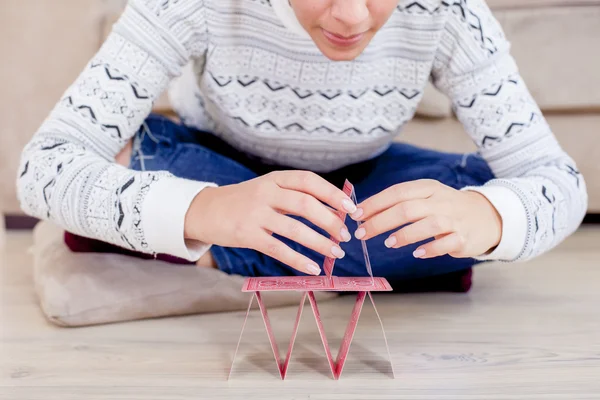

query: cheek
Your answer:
[368,0,398,27]
[290,0,328,28]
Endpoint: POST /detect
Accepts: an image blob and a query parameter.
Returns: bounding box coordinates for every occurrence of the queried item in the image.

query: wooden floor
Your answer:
[1,228,600,399]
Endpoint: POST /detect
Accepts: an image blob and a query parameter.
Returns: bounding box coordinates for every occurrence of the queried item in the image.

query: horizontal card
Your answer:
[243,276,392,292]
[332,277,392,292]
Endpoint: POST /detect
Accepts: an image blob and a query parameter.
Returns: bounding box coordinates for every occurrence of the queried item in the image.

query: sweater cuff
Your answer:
[141,177,217,261]
[461,185,527,261]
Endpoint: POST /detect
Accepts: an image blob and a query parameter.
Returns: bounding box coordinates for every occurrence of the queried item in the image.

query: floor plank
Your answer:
[1,228,600,399]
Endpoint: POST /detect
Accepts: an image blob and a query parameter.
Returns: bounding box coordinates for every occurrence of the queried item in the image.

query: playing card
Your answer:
[350,186,374,280]
[281,292,307,378]
[243,276,331,292]
[228,293,258,380]
[332,277,392,291]
[334,291,366,378]
[243,276,392,292]
[307,291,336,379]
[255,292,284,379]
[323,180,354,278]
[368,292,395,378]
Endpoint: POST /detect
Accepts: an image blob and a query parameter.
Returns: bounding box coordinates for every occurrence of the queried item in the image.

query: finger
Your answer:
[351,179,440,221]
[355,199,431,241]
[413,232,466,259]
[270,170,357,214]
[256,232,322,276]
[276,189,351,242]
[264,214,346,260]
[385,215,454,249]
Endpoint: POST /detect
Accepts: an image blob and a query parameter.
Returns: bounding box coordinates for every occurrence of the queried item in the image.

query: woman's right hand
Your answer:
[184,171,357,275]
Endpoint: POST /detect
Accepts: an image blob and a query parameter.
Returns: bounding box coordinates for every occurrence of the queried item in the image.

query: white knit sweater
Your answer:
[17,0,587,263]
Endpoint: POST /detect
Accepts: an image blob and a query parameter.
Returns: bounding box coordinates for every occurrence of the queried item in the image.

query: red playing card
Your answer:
[243,276,332,292]
[335,291,366,378]
[307,291,337,379]
[323,180,354,278]
[281,292,307,378]
[255,292,284,379]
[331,277,392,292]
[243,276,392,292]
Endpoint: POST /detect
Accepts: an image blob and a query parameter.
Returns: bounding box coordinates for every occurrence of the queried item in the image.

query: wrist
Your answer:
[465,190,503,251]
[184,186,218,243]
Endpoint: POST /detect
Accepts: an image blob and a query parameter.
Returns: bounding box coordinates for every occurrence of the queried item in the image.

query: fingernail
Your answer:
[355,228,366,240]
[331,246,345,259]
[342,199,357,214]
[307,264,321,275]
[413,249,426,258]
[340,227,351,242]
[384,236,397,248]
[351,208,363,220]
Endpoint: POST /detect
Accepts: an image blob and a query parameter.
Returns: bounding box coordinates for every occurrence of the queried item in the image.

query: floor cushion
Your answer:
[31,221,337,327]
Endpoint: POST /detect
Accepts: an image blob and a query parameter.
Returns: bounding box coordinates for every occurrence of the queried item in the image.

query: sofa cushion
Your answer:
[420,4,600,115]
[488,0,600,9]
[1,0,106,214]
[400,113,600,212]
[495,5,600,111]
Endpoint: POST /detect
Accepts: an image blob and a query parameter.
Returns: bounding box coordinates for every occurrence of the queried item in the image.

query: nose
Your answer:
[331,0,369,27]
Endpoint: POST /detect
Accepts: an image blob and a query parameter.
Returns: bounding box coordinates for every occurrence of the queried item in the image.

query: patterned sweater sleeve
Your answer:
[16,0,214,261]
[431,0,587,262]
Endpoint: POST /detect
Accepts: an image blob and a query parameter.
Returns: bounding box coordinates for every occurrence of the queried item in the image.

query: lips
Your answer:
[321,28,365,47]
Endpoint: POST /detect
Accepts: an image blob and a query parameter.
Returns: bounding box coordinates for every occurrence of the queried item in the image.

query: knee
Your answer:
[144,114,191,144]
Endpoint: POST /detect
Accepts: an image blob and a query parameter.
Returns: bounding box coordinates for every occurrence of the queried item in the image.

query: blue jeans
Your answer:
[130,115,495,287]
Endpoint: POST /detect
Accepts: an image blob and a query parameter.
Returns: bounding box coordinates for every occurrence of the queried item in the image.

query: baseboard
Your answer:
[583,214,600,224]
[4,213,600,231]
[5,215,39,230]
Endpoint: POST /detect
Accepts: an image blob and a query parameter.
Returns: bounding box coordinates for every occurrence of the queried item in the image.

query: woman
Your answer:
[17,0,587,291]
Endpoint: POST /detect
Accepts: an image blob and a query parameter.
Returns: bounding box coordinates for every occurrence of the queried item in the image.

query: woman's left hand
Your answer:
[351,179,503,259]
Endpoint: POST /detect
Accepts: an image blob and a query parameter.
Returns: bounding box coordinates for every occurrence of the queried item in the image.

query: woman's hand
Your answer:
[185,171,357,275]
[351,179,502,259]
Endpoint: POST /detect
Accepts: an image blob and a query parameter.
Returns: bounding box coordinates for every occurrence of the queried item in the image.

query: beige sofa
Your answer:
[2,0,599,221]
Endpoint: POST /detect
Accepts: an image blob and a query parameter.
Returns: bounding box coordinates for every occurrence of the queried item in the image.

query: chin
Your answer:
[323,49,363,61]
[315,42,367,61]
[311,33,371,61]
